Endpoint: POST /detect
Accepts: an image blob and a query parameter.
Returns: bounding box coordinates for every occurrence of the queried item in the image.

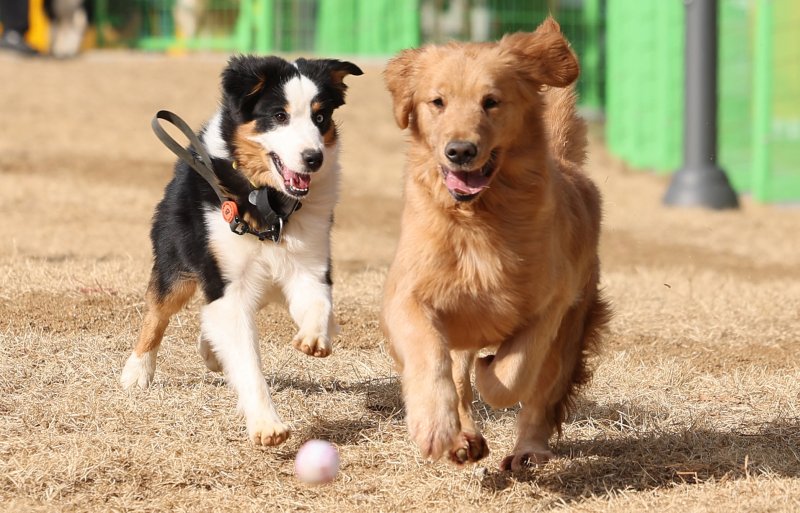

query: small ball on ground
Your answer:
[294,439,340,484]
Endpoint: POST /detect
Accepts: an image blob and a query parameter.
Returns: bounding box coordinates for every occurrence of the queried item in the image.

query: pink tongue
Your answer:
[285,170,311,189]
[445,170,489,195]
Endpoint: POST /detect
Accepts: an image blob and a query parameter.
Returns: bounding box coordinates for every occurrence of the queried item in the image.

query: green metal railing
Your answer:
[93,0,419,53]
[759,0,800,202]
[92,0,605,110]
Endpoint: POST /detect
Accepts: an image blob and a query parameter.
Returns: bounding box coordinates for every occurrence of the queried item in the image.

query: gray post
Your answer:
[663,0,739,209]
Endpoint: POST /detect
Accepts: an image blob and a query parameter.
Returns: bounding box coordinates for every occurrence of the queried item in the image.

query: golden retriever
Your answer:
[381,17,611,471]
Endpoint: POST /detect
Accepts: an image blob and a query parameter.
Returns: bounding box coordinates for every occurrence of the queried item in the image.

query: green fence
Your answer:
[93,0,419,54]
[606,0,800,203]
[93,0,605,110]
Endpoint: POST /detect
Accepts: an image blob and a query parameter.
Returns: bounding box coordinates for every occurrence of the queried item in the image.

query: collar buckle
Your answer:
[256,217,284,243]
[228,213,284,243]
[229,218,249,236]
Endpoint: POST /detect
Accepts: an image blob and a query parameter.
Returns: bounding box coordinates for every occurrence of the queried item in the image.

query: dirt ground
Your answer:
[0,51,798,512]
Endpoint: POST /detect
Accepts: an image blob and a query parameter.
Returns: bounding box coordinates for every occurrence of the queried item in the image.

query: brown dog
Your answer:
[381,18,611,471]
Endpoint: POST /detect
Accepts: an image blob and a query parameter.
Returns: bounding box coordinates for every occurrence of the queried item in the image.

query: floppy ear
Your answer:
[326,59,364,85]
[294,58,363,108]
[221,55,290,120]
[532,15,562,36]
[500,18,579,88]
[304,58,363,90]
[384,48,423,129]
[321,59,363,106]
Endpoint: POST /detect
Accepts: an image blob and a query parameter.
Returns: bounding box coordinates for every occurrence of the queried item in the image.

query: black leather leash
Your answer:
[151,110,300,243]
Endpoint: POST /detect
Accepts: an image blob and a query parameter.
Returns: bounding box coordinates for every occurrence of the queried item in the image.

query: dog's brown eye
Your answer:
[315,113,325,124]
[431,98,444,108]
[483,98,499,110]
[274,111,289,124]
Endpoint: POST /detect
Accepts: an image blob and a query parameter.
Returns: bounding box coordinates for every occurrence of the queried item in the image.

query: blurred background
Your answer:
[2,0,799,203]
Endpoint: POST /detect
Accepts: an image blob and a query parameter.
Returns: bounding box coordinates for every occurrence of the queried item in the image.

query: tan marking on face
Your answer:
[233,121,282,189]
[323,123,337,148]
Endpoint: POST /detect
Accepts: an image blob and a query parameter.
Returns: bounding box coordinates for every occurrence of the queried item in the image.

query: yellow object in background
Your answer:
[27,0,50,52]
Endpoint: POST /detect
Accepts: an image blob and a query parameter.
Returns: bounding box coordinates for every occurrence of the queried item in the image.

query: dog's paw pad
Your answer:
[291,333,331,358]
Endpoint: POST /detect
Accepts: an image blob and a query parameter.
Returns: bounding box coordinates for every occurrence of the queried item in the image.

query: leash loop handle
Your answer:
[151,110,226,204]
[151,110,291,244]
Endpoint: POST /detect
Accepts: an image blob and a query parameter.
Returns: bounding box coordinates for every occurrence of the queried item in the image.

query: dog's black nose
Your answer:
[445,141,478,165]
[302,149,324,171]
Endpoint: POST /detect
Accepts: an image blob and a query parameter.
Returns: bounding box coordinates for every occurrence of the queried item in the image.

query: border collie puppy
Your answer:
[121,55,362,447]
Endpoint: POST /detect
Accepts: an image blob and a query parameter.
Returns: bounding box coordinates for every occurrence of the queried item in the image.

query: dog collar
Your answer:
[152,110,301,243]
[218,166,302,243]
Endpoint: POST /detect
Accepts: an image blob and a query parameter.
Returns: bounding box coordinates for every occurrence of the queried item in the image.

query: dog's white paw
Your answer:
[291,331,331,358]
[197,336,223,372]
[247,416,291,446]
[120,351,156,389]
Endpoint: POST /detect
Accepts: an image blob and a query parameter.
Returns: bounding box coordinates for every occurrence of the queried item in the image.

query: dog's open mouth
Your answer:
[441,150,498,201]
[270,152,310,197]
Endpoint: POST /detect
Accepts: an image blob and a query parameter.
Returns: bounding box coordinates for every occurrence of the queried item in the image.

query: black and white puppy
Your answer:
[121,55,362,447]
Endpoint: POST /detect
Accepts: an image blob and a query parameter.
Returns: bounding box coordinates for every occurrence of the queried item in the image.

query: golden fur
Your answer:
[381,17,611,471]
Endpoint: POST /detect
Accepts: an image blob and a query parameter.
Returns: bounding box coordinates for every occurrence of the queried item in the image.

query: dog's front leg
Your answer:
[474,305,568,470]
[201,287,289,446]
[384,295,461,461]
[284,273,336,358]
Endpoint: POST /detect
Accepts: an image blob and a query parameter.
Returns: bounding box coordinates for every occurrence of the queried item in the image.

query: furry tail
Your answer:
[543,85,588,168]
[550,286,612,434]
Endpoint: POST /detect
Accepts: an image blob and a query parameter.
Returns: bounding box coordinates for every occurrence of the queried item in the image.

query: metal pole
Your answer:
[663,0,739,209]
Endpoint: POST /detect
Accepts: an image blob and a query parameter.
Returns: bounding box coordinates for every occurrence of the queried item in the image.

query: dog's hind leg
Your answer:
[121,273,197,389]
[448,350,490,465]
[197,334,223,372]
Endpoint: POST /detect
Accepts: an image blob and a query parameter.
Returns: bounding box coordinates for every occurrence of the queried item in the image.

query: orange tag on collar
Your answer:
[221,201,238,223]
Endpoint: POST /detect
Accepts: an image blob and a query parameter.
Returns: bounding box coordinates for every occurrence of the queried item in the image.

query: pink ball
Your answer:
[294,439,340,484]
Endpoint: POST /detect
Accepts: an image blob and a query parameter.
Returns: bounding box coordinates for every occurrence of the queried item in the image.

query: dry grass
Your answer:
[1,52,799,512]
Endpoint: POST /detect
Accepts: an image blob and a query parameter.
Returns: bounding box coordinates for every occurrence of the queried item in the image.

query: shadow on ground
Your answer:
[482,400,800,503]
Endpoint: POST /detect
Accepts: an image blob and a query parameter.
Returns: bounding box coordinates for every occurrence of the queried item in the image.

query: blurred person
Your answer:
[0,0,38,55]
[44,0,87,58]
[174,0,199,40]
